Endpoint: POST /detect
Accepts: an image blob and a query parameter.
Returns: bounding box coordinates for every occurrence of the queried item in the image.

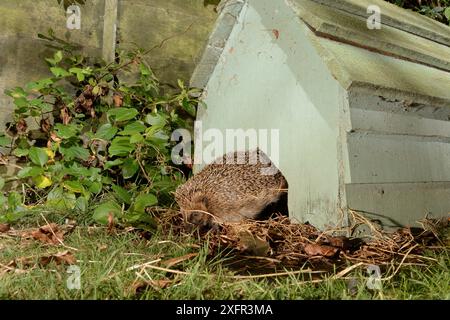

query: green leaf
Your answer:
[17,166,44,178]
[13,148,29,157]
[0,135,12,147]
[182,98,196,117]
[177,79,185,89]
[55,123,79,139]
[108,137,134,156]
[68,67,82,74]
[88,181,102,194]
[101,176,113,185]
[95,123,118,140]
[445,7,450,20]
[8,192,22,210]
[14,97,28,108]
[107,108,138,122]
[46,187,76,210]
[50,67,70,78]
[122,159,139,179]
[41,103,53,113]
[54,50,63,63]
[0,177,5,190]
[63,181,85,194]
[146,130,170,145]
[130,133,144,144]
[29,99,43,107]
[89,78,97,86]
[132,193,158,213]
[6,87,27,99]
[123,211,157,230]
[0,194,5,208]
[76,72,85,82]
[26,78,54,91]
[92,86,101,95]
[145,113,167,127]
[140,63,151,76]
[33,175,53,189]
[69,67,89,82]
[93,201,122,224]
[62,163,89,177]
[29,147,48,167]
[45,58,57,66]
[119,121,146,136]
[111,184,132,205]
[75,196,88,212]
[104,159,123,169]
[60,146,90,161]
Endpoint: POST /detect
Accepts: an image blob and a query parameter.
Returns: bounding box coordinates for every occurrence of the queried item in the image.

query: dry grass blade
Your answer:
[127,259,162,272]
[157,210,448,279]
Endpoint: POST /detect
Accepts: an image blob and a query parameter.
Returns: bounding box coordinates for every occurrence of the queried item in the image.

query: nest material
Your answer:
[158,210,449,274]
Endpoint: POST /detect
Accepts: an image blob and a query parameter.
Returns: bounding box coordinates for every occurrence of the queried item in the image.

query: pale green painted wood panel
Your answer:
[348,88,450,121]
[309,0,450,46]
[196,0,345,229]
[346,182,450,228]
[347,132,450,183]
[309,36,450,102]
[350,109,450,138]
[288,0,450,72]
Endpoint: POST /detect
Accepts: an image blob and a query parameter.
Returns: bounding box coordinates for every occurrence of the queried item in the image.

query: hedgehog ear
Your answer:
[193,192,208,209]
[201,197,208,207]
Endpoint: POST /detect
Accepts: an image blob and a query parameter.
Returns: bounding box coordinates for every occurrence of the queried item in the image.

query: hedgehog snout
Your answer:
[188,211,209,225]
[182,209,218,232]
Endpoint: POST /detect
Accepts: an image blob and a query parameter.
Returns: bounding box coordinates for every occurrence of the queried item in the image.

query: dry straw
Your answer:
[157,209,449,278]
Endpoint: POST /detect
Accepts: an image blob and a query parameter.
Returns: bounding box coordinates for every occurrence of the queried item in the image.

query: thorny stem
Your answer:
[135,145,152,186]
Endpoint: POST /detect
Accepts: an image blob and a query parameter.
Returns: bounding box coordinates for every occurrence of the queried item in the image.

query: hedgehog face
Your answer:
[187,210,210,225]
[183,209,216,232]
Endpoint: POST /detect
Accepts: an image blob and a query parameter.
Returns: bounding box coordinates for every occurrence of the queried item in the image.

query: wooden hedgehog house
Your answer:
[189,0,450,232]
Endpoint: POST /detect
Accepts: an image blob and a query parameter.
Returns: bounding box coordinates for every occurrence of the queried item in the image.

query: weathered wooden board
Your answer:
[346,132,450,183]
[348,88,450,121]
[309,0,450,47]
[350,109,450,138]
[288,0,450,72]
[346,182,450,228]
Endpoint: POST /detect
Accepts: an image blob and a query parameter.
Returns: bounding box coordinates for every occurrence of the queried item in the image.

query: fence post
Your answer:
[102,0,118,62]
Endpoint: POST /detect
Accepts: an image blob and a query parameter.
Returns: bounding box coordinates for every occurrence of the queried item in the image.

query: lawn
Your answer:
[0,209,448,300]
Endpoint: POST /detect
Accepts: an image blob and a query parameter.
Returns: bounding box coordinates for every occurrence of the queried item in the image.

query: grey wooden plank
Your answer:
[347,132,450,183]
[346,182,450,228]
[288,0,450,72]
[308,0,450,47]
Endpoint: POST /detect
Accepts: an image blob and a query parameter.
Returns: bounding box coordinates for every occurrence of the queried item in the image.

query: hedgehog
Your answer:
[175,149,288,230]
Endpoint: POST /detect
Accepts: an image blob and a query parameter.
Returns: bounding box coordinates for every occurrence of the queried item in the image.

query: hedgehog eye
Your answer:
[188,212,203,224]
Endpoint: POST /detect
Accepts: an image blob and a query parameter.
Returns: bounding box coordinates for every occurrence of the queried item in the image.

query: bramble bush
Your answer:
[0,31,201,230]
[387,0,450,25]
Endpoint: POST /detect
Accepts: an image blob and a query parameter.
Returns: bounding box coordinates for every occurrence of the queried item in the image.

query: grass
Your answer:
[0,210,449,300]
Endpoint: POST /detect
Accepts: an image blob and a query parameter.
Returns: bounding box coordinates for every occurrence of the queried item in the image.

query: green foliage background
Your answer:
[387,0,450,24]
[0,32,200,229]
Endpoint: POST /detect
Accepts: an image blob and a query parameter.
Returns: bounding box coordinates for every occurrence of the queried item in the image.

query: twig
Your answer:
[138,264,191,275]
[39,213,79,252]
[228,269,326,280]
[381,244,418,281]
[143,22,194,55]
[126,259,162,272]
[332,262,365,279]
